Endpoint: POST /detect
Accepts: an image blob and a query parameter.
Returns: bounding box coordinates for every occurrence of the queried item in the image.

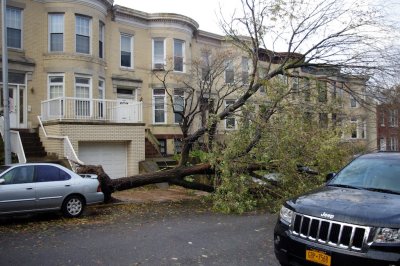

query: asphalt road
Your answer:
[0,201,280,266]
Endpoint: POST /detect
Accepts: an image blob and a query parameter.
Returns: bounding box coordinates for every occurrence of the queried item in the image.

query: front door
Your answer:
[0,84,27,128]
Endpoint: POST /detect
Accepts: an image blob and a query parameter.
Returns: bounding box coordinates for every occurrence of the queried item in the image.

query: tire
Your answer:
[62,195,85,218]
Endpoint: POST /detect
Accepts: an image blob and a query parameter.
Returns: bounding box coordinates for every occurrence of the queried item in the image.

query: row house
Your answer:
[0,0,377,178]
[377,103,399,151]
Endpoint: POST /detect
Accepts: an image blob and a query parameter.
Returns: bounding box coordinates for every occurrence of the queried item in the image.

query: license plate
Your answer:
[306,249,331,266]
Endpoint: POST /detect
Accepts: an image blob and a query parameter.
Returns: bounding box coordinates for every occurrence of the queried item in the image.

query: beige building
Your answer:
[0,0,376,178]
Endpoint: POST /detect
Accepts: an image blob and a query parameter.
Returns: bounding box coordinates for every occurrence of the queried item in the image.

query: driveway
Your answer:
[0,188,280,266]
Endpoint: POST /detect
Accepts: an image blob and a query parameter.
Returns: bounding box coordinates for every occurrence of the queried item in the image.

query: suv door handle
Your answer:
[65,185,71,187]
[26,187,33,190]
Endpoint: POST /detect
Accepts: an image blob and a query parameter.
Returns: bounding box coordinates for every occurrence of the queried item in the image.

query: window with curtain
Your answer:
[75,15,91,54]
[153,39,165,69]
[174,39,184,72]
[6,7,22,49]
[121,34,133,68]
[49,13,64,52]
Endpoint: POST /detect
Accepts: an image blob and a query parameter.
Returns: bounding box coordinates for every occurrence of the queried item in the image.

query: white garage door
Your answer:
[79,142,127,179]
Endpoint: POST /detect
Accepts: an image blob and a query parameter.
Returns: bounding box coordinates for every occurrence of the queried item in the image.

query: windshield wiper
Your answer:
[327,184,364,190]
[363,187,400,195]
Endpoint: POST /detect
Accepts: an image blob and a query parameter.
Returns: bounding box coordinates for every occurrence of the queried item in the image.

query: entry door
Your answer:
[0,84,27,128]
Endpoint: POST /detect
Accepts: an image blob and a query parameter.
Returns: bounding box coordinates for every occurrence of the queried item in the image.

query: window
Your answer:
[48,75,64,99]
[174,89,184,123]
[174,138,182,154]
[153,89,166,123]
[303,78,311,102]
[49,13,64,52]
[380,111,385,126]
[158,139,166,156]
[225,60,234,84]
[99,21,105,59]
[6,7,22,49]
[360,119,366,139]
[350,118,358,139]
[120,34,133,68]
[1,166,34,184]
[48,74,64,117]
[350,95,357,108]
[389,109,398,127]
[174,39,185,72]
[241,57,249,84]
[380,137,386,151]
[201,51,211,81]
[317,80,327,102]
[389,136,398,151]
[225,99,236,129]
[319,113,328,128]
[98,79,105,118]
[75,76,91,116]
[153,38,165,69]
[36,165,70,182]
[75,15,91,54]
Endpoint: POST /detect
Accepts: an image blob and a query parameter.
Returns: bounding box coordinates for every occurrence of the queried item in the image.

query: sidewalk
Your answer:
[111,185,209,203]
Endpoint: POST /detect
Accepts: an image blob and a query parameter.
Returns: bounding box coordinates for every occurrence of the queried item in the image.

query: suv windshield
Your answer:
[329,157,400,194]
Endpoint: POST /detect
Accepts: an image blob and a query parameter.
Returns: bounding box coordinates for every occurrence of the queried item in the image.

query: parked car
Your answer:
[0,163,104,218]
[274,152,400,266]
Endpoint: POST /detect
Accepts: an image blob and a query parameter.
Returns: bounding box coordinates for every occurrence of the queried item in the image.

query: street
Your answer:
[0,200,280,266]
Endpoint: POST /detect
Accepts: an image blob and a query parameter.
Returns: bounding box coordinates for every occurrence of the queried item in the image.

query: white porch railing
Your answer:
[0,116,27,163]
[38,116,84,170]
[41,97,143,123]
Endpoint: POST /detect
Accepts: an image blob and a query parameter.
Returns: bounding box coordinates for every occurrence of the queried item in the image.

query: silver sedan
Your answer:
[0,163,104,218]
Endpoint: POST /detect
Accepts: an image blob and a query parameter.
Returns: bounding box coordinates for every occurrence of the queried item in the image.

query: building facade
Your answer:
[0,0,377,178]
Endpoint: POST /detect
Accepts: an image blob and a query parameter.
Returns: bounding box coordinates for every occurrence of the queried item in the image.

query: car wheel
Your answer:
[62,195,85,218]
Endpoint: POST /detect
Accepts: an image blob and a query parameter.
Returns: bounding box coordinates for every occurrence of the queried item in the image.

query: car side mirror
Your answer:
[325,172,336,182]
[0,178,5,185]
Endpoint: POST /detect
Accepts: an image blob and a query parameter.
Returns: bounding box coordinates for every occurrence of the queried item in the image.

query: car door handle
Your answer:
[26,187,33,190]
[65,185,71,187]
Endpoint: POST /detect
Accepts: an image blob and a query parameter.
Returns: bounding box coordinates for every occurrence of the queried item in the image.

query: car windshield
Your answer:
[0,165,11,175]
[329,157,400,194]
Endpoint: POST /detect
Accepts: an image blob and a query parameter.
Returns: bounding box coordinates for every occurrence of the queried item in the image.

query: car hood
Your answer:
[287,186,400,228]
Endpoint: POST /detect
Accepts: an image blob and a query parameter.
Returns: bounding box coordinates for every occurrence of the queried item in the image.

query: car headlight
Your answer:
[374,228,400,243]
[279,205,293,225]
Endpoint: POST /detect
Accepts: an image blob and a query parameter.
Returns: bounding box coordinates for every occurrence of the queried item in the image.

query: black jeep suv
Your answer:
[274,152,400,266]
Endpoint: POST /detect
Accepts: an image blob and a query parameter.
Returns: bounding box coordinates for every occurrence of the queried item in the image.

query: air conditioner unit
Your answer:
[154,63,164,70]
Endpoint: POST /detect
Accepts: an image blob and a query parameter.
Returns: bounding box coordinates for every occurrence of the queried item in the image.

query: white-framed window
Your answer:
[153,88,166,124]
[350,95,357,108]
[48,74,64,99]
[380,137,386,151]
[6,7,22,49]
[360,119,366,139]
[380,111,385,126]
[153,38,165,70]
[241,57,249,84]
[48,74,65,117]
[389,136,398,151]
[174,39,185,72]
[75,76,92,116]
[49,13,64,52]
[389,109,398,127]
[99,21,105,59]
[225,60,234,84]
[174,89,184,124]
[120,34,133,68]
[225,99,236,130]
[75,15,91,54]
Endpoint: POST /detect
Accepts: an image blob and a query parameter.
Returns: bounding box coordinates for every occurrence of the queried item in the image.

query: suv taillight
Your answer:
[97,184,102,192]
